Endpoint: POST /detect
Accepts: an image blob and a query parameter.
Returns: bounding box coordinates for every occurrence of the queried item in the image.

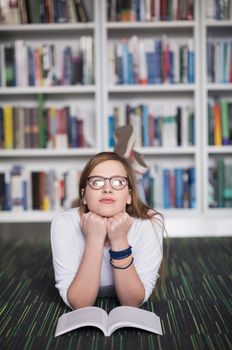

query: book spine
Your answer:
[175,168,183,208]
[108,115,115,147]
[163,169,171,209]
[220,100,230,145]
[213,102,222,146]
[3,105,14,149]
[0,173,6,210]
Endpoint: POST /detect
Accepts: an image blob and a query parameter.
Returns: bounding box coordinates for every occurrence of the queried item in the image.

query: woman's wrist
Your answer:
[110,238,129,251]
[85,236,106,250]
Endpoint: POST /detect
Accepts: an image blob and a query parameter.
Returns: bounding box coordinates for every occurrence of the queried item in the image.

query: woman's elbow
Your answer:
[67,288,96,310]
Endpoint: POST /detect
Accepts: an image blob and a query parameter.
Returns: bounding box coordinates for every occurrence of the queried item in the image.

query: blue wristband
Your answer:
[109,245,132,260]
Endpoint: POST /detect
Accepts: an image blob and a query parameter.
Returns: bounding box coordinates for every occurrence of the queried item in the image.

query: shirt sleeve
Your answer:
[131,217,163,305]
[50,211,84,309]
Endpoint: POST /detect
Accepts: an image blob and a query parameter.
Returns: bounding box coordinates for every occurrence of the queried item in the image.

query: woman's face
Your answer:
[83,160,132,217]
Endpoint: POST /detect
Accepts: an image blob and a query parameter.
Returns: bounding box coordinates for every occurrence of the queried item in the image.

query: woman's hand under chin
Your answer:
[107,212,133,250]
[80,211,108,247]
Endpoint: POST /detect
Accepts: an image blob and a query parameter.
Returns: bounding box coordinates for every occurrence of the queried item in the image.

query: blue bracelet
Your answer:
[109,245,132,260]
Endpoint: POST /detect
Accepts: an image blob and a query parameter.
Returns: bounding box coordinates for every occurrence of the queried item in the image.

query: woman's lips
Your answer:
[99,199,115,204]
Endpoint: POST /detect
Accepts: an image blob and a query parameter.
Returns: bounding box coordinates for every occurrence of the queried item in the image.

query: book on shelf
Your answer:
[205,0,231,20]
[0,102,95,150]
[0,167,82,212]
[109,36,195,85]
[142,164,196,209]
[107,0,194,22]
[208,99,232,146]
[0,37,94,87]
[2,105,13,149]
[108,104,194,148]
[55,306,162,337]
[208,157,232,208]
[0,0,91,24]
[207,39,232,84]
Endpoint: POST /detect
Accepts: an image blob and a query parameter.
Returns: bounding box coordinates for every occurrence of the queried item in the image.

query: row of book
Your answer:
[207,39,232,83]
[0,164,196,211]
[108,36,195,85]
[0,0,90,24]
[208,158,232,208]
[206,0,231,20]
[108,105,195,148]
[208,99,232,146]
[0,166,81,212]
[141,165,196,209]
[1,160,231,211]
[0,102,95,150]
[1,37,94,87]
[107,0,194,22]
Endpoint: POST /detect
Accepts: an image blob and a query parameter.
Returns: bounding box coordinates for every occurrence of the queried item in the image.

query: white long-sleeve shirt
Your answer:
[50,208,163,309]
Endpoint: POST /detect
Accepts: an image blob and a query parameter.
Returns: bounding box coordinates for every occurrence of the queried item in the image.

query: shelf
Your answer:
[137,147,196,155]
[0,208,198,223]
[0,148,99,157]
[205,20,232,27]
[0,23,95,32]
[207,146,232,154]
[204,207,232,216]
[0,86,96,95]
[108,84,196,93]
[207,84,232,91]
[162,208,199,216]
[0,211,59,223]
[107,146,196,155]
[106,20,196,30]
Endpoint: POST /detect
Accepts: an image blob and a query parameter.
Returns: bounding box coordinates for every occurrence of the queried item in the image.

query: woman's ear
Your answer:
[127,193,132,205]
[81,188,87,205]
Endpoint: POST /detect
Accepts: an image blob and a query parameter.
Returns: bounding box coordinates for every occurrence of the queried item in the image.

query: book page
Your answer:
[108,306,163,336]
[55,307,108,337]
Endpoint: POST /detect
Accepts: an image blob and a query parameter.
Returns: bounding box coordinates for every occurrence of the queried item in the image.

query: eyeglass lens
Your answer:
[88,176,127,190]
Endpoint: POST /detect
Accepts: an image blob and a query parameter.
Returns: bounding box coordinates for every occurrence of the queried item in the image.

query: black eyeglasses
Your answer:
[87,176,129,190]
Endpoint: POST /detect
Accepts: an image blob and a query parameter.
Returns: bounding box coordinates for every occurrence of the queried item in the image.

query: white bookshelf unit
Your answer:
[0,0,232,236]
[0,1,101,223]
[103,0,205,235]
[201,0,232,234]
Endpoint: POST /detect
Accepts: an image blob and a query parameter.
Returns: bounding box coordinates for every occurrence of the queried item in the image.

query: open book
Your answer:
[55,306,163,337]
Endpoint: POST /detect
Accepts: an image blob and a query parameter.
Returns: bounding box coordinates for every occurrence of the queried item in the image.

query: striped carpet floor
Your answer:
[0,236,231,350]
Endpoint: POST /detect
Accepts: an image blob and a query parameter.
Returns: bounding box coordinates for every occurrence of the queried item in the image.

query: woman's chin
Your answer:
[90,207,121,217]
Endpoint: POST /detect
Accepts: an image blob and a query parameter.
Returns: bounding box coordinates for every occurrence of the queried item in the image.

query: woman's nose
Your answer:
[102,179,112,192]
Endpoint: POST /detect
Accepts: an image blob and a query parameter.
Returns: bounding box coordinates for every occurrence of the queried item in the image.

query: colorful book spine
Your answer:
[208,99,232,146]
[207,39,232,83]
[108,115,115,147]
[140,164,196,209]
[2,38,94,87]
[208,158,232,208]
[220,100,230,145]
[0,103,93,150]
[3,105,14,149]
[111,36,195,85]
[213,102,222,146]
[109,103,194,147]
[107,0,194,21]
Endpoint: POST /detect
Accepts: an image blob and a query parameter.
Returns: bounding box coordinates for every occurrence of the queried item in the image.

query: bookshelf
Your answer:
[103,0,201,217]
[201,0,232,220]
[0,1,101,222]
[0,0,232,236]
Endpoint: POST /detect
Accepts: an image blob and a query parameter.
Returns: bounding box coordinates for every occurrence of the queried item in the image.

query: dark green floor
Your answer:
[0,234,231,350]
